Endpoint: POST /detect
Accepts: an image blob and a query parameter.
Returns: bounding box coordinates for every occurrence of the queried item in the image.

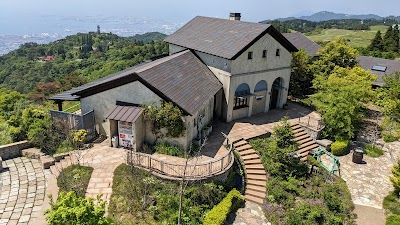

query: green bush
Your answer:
[387,214,400,225]
[331,139,349,156]
[153,142,185,157]
[57,165,93,198]
[383,133,399,143]
[391,161,400,195]
[203,189,244,225]
[384,192,400,215]
[45,191,112,225]
[364,144,384,158]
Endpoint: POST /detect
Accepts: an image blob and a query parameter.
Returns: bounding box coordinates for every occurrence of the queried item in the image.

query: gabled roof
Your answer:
[164,16,297,60]
[357,56,400,86]
[283,33,321,57]
[50,50,222,115]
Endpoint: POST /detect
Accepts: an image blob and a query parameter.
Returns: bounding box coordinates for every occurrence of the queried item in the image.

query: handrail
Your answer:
[127,133,234,180]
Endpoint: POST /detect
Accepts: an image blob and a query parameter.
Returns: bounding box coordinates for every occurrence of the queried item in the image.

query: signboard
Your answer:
[118,121,135,148]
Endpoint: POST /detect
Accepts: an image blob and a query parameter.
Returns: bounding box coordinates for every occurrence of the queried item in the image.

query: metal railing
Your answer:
[298,116,324,130]
[127,133,234,180]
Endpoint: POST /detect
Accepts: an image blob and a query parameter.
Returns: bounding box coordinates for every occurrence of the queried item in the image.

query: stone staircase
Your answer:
[233,139,266,205]
[291,123,319,161]
[49,153,82,177]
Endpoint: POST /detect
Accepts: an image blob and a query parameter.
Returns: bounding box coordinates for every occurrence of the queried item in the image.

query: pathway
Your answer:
[50,144,126,202]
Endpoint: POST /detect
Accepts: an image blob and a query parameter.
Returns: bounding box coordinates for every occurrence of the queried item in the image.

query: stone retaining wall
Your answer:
[0,141,31,160]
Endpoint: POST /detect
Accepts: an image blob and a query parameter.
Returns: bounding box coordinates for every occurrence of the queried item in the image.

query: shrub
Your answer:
[383,192,400,215]
[203,189,244,225]
[387,214,400,225]
[331,139,349,156]
[364,144,384,158]
[153,142,185,157]
[390,161,400,195]
[45,191,112,225]
[57,165,93,197]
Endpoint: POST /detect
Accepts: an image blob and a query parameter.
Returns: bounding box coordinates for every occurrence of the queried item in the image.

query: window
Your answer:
[262,50,267,58]
[248,51,253,59]
[371,65,387,72]
[276,49,280,56]
[234,96,249,109]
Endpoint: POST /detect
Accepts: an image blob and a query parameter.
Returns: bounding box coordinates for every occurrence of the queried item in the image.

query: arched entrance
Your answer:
[252,80,267,115]
[232,83,251,120]
[270,77,284,109]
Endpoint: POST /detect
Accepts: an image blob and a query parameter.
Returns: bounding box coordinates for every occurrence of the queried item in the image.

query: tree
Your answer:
[368,30,384,51]
[310,67,377,139]
[289,49,314,97]
[45,191,112,225]
[384,26,397,52]
[312,39,359,88]
[393,25,400,52]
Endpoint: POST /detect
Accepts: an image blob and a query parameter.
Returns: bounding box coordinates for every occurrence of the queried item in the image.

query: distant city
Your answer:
[0,15,183,55]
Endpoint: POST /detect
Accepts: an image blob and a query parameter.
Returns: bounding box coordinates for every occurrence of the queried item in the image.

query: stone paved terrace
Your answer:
[321,140,400,209]
[0,157,48,225]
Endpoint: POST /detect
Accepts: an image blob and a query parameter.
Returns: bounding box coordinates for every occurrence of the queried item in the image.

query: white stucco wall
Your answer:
[80,81,162,137]
[231,33,291,75]
[195,51,231,72]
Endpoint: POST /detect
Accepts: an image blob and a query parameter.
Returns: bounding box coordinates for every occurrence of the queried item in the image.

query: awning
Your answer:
[106,106,143,123]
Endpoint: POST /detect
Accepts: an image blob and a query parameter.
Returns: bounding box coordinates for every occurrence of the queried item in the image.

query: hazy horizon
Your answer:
[1,0,398,33]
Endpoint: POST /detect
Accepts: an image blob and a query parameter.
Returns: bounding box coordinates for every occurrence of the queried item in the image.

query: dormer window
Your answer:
[262,50,267,58]
[248,52,253,60]
[276,49,280,56]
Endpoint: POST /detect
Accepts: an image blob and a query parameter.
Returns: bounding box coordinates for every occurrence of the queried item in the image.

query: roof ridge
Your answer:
[135,50,190,73]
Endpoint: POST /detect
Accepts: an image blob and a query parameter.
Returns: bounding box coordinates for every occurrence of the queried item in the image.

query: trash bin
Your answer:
[111,135,118,148]
[352,148,364,164]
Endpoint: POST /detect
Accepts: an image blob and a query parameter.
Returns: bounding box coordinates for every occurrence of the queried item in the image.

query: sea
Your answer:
[0,14,183,56]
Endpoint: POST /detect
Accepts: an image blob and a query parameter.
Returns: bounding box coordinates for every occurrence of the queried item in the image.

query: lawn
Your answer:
[307,25,388,48]
[57,164,93,197]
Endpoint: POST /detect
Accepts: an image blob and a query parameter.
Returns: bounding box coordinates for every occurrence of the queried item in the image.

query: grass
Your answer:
[364,144,384,158]
[57,165,93,197]
[384,192,400,224]
[307,25,388,48]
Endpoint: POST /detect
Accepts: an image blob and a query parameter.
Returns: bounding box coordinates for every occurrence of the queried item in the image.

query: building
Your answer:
[50,14,297,150]
[283,32,400,87]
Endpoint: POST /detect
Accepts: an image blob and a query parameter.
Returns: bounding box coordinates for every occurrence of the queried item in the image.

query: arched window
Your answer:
[254,80,267,92]
[234,83,250,109]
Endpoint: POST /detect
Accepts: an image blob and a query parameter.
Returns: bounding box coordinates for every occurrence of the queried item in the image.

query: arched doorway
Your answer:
[270,77,284,109]
[252,80,267,115]
[232,83,250,120]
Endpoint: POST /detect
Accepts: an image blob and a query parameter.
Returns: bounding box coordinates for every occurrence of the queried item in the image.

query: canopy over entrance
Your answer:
[106,106,143,123]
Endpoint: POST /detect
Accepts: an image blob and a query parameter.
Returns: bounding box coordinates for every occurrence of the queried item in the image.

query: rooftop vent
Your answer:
[229,13,241,21]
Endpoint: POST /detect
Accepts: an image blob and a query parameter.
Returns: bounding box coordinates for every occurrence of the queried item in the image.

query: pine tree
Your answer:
[384,26,396,52]
[368,30,384,51]
[393,24,400,52]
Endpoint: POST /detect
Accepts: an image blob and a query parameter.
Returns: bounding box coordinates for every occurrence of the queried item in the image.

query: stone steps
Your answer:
[290,123,319,161]
[233,139,267,206]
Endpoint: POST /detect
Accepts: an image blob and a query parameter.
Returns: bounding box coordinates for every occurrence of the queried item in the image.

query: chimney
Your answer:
[229,13,241,21]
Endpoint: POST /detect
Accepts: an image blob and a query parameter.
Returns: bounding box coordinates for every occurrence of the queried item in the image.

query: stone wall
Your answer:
[0,141,31,160]
[299,124,322,141]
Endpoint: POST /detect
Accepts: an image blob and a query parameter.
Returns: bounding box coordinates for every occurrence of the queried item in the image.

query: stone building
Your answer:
[50,14,297,150]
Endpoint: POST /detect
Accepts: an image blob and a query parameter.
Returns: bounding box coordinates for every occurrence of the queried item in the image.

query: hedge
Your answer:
[331,139,349,156]
[203,189,244,225]
[387,214,400,225]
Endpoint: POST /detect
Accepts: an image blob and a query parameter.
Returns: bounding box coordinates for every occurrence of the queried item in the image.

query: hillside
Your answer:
[307,25,388,48]
[299,11,382,22]
[0,32,168,94]
[127,32,167,43]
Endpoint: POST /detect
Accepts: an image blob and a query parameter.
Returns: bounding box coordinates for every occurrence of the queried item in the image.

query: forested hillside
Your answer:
[0,32,168,94]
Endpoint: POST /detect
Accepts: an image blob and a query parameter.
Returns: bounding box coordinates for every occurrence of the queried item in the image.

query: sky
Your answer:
[0,0,399,35]
[1,0,399,22]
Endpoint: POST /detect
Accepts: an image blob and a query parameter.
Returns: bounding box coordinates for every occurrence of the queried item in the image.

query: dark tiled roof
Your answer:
[51,50,222,115]
[106,106,143,123]
[283,33,321,57]
[357,56,400,86]
[164,16,297,59]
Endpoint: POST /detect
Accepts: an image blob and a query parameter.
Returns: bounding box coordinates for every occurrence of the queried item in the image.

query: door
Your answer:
[270,88,279,109]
